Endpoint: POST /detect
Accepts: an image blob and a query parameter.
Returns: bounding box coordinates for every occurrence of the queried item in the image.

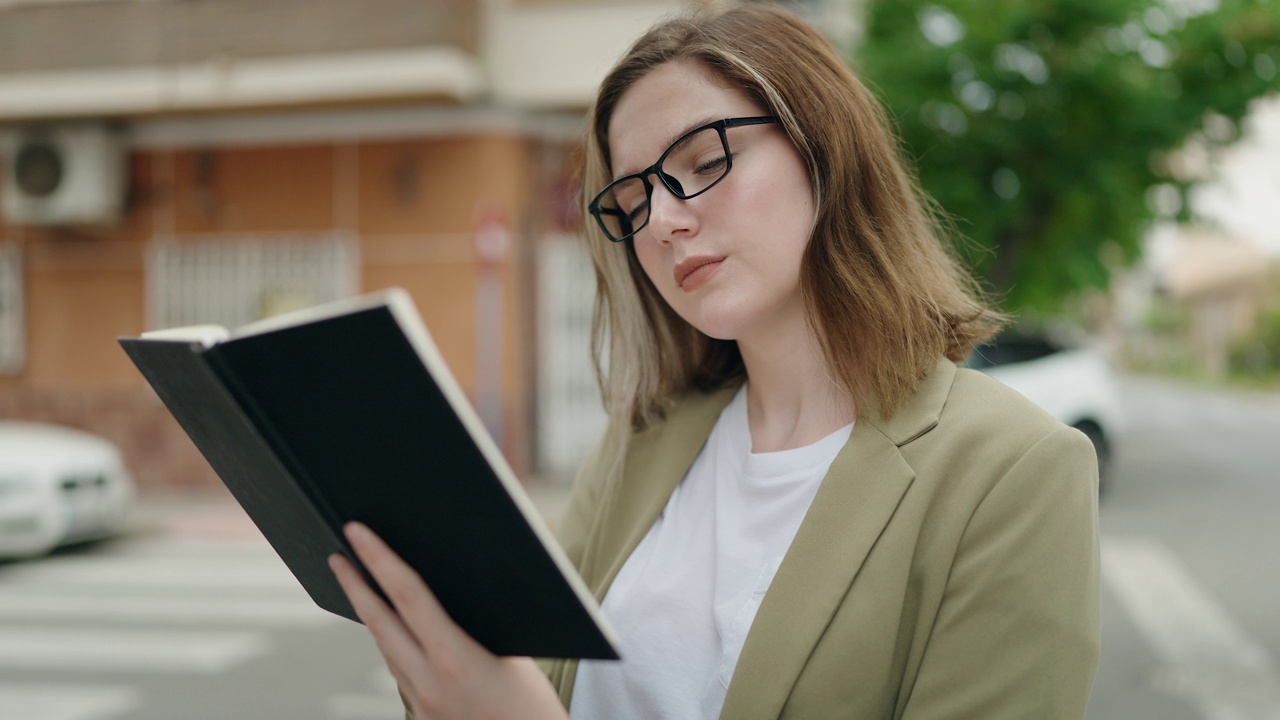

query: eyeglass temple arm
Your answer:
[722,116,780,128]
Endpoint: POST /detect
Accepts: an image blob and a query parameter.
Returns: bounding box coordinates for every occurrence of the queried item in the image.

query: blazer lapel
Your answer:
[581,383,741,598]
[551,384,740,708]
[719,360,957,720]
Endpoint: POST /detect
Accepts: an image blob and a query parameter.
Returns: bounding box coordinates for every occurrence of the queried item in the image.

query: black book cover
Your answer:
[119,290,618,660]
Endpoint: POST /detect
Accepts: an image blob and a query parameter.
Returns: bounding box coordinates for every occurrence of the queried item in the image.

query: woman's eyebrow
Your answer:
[612,114,719,182]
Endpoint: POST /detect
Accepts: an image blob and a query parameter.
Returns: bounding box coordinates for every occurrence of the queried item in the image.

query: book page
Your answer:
[140,325,230,348]
[229,290,407,341]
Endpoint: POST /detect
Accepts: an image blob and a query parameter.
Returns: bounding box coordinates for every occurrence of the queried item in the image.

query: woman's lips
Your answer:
[675,256,725,291]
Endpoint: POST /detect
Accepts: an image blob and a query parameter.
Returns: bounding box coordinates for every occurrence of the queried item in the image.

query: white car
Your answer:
[967,330,1125,493]
[0,422,135,559]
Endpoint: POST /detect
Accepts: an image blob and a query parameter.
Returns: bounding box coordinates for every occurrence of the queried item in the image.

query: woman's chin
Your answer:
[684,313,751,343]
[668,292,785,343]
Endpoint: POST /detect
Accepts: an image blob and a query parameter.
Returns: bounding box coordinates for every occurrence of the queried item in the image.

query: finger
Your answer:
[342,522,459,650]
[328,553,436,701]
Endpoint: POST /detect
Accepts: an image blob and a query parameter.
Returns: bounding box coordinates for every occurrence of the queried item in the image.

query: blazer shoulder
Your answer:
[904,367,1097,501]
[944,367,1070,444]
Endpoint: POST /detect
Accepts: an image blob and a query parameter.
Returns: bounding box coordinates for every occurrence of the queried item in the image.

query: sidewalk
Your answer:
[128,478,575,543]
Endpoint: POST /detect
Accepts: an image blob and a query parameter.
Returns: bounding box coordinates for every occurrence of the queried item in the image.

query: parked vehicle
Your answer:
[0,422,135,559]
[967,328,1125,493]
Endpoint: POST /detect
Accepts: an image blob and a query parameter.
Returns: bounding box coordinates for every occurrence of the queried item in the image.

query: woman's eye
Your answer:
[694,155,729,175]
[626,200,649,221]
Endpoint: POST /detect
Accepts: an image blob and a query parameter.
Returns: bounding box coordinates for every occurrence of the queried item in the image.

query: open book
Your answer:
[119,288,619,660]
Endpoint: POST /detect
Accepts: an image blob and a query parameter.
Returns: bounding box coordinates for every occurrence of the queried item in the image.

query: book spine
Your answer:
[202,346,350,543]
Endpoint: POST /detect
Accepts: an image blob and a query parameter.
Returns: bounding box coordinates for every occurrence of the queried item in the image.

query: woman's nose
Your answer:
[644,182,698,244]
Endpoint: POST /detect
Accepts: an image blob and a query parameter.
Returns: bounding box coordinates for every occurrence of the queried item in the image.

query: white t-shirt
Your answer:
[570,385,854,720]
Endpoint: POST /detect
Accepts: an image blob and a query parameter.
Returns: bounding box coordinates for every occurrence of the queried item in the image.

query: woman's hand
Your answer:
[329,522,569,720]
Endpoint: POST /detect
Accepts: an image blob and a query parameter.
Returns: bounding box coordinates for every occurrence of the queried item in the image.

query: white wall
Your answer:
[484,0,686,109]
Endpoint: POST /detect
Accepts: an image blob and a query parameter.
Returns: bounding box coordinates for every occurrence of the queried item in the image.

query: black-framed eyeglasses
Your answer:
[588,116,781,243]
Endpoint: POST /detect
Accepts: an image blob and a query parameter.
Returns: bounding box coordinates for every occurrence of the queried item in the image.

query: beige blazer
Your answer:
[542,358,1100,719]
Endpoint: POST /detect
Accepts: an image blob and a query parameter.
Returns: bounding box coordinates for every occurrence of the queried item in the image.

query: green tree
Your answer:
[858,0,1280,311]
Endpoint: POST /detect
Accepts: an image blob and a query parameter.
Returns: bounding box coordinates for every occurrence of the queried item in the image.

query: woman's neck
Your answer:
[736,319,856,453]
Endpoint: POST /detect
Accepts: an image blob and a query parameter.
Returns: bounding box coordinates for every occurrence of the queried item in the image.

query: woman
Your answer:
[329,3,1101,719]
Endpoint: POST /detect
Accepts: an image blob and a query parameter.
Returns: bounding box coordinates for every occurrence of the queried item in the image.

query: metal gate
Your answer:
[537,235,606,482]
[146,232,359,330]
[0,242,22,375]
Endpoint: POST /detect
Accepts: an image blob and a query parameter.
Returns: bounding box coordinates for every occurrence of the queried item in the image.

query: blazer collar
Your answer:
[864,357,955,446]
[719,358,956,719]
[580,382,741,598]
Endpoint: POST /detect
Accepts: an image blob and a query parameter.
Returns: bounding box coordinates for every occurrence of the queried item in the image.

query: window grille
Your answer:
[537,235,607,481]
[0,243,22,375]
[146,233,359,331]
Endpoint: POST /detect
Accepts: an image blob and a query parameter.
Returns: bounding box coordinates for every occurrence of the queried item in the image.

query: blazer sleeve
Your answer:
[900,425,1101,720]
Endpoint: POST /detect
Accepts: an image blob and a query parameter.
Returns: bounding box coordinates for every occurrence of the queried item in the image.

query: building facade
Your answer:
[0,0,691,489]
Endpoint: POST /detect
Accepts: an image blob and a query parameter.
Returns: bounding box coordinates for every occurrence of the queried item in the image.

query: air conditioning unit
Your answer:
[1,124,127,226]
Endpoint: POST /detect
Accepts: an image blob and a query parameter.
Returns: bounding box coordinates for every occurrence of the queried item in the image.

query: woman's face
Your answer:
[606,60,816,344]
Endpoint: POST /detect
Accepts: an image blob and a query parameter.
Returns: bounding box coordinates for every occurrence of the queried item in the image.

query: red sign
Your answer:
[474,210,511,267]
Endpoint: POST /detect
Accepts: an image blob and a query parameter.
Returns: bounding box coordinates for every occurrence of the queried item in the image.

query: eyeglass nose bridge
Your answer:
[635,164,687,203]
[654,166,687,198]
[637,171,693,242]
[621,166,686,236]
[619,163,710,242]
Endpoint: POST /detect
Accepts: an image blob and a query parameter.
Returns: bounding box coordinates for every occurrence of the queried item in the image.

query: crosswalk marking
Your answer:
[1102,536,1280,720]
[0,683,139,720]
[0,534,394,718]
[0,553,300,589]
[0,591,336,625]
[0,627,269,673]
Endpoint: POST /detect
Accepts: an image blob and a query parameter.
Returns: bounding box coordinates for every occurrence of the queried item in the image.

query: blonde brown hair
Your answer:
[583,2,1001,451]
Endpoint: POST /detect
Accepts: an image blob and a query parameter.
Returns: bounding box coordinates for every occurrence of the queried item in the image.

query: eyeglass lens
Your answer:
[596,125,730,241]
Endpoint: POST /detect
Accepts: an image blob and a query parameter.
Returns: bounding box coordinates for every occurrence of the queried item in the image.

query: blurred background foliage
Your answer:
[857,0,1280,313]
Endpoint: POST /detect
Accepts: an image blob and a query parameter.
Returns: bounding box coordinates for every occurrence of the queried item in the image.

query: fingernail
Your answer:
[327,553,344,573]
